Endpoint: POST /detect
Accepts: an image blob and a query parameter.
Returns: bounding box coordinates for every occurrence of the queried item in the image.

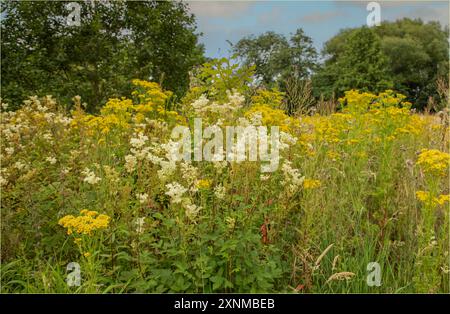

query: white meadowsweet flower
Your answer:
[161,140,181,162]
[214,185,226,200]
[281,161,304,193]
[44,112,55,122]
[157,160,176,181]
[0,175,7,186]
[14,161,26,170]
[165,182,188,204]
[279,131,297,150]
[135,217,145,234]
[137,193,148,205]
[226,89,245,107]
[125,154,137,173]
[147,152,163,165]
[5,147,14,156]
[181,162,198,185]
[184,203,202,221]
[43,132,53,141]
[249,112,263,126]
[130,133,148,149]
[46,156,57,165]
[82,168,101,185]
[192,94,209,112]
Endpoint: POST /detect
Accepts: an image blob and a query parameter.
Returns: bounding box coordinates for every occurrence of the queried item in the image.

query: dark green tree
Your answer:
[314,19,449,109]
[233,29,317,87]
[1,0,205,111]
[314,27,392,98]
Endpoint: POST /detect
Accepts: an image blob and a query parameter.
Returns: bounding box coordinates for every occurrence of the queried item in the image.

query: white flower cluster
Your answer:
[281,161,304,194]
[165,181,202,222]
[82,167,101,185]
[279,131,298,151]
[14,161,27,170]
[137,193,148,205]
[227,89,245,107]
[214,184,226,199]
[248,112,263,126]
[145,141,180,181]
[180,162,201,192]
[165,182,188,204]
[130,132,148,149]
[46,156,57,165]
[191,94,209,112]
[135,217,146,234]
[191,90,245,115]
[125,154,137,173]
[184,203,202,221]
[125,132,150,173]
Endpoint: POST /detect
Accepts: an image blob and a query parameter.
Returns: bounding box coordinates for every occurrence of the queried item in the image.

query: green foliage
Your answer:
[2,85,449,293]
[314,27,392,98]
[0,0,205,111]
[314,19,449,109]
[182,57,255,105]
[233,29,317,87]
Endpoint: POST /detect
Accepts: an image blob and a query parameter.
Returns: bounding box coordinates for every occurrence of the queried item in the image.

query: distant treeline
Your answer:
[1,1,448,111]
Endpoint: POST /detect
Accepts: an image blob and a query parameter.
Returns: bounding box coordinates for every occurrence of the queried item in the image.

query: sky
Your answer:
[186,0,450,59]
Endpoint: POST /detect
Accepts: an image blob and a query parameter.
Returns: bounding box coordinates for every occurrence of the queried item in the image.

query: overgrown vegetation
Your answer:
[1,61,449,293]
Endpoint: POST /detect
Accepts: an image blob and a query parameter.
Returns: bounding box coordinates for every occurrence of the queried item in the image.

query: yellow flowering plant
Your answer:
[416,149,450,177]
[1,65,449,293]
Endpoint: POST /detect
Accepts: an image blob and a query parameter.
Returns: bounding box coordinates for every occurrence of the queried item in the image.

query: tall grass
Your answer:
[1,79,448,293]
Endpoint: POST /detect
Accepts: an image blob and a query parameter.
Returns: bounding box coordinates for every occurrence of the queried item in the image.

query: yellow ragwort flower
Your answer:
[303,179,322,190]
[416,191,450,207]
[58,210,111,236]
[416,149,450,176]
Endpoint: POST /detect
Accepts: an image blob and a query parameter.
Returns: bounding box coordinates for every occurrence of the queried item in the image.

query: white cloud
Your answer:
[399,6,449,25]
[298,10,347,23]
[257,7,283,25]
[187,1,253,19]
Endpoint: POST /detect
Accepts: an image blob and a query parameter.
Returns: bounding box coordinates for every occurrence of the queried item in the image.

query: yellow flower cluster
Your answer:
[312,113,354,144]
[251,89,285,109]
[416,191,450,207]
[303,179,321,190]
[196,179,212,189]
[132,79,172,106]
[416,149,450,176]
[70,80,182,137]
[58,210,111,235]
[339,89,410,114]
[245,104,299,132]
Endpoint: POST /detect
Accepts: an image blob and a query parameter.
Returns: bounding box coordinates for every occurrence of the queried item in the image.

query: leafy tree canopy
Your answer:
[233,29,318,87]
[314,19,449,109]
[1,0,205,111]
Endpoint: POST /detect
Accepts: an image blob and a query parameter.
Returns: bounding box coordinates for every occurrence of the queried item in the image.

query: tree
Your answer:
[314,27,392,98]
[314,19,449,109]
[1,0,205,111]
[233,29,317,87]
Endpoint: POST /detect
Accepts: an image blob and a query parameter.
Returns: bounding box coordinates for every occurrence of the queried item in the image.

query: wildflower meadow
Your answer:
[1,0,449,296]
[1,59,449,293]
